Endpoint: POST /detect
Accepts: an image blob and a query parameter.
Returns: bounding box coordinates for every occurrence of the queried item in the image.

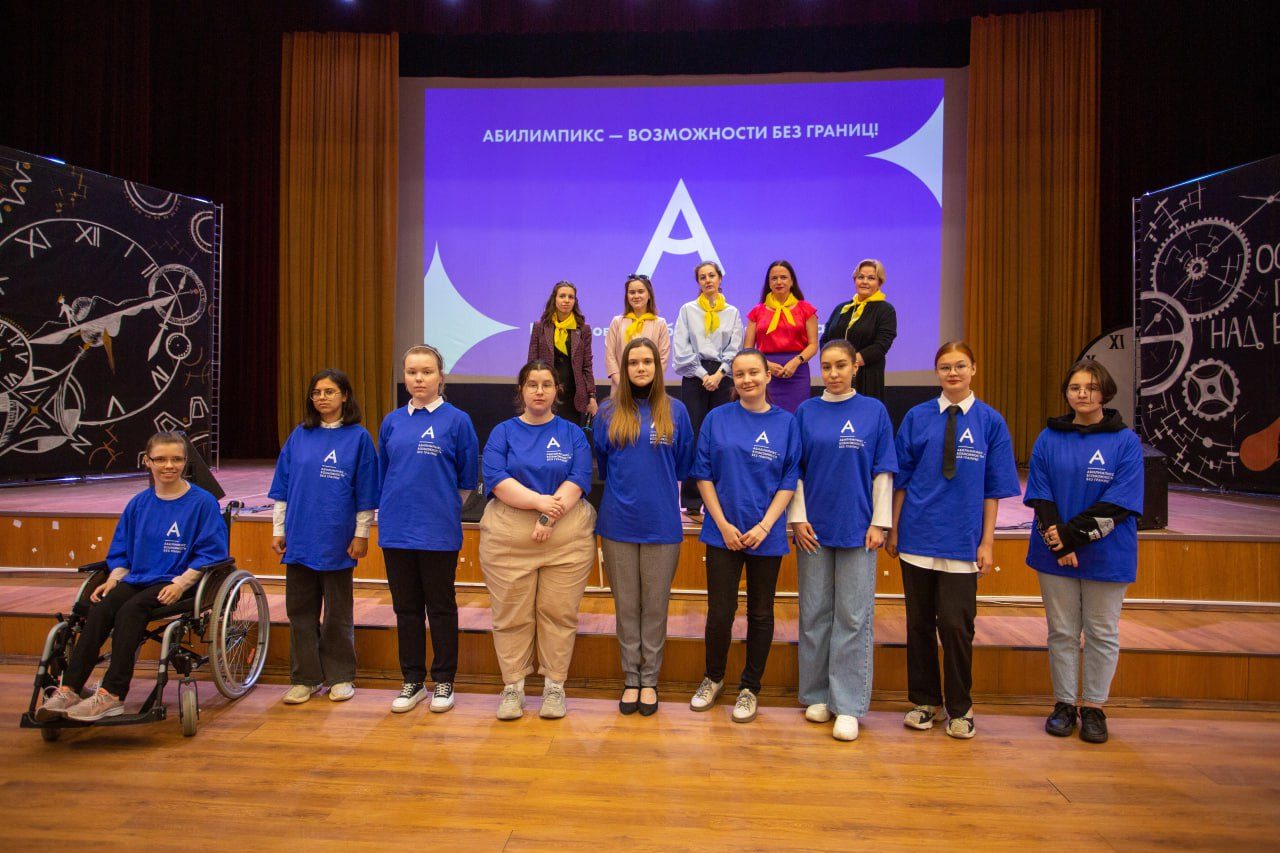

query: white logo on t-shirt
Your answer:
[755,430,769,444]
[421,426,435,439]
[547,437,561,449]
[166,522,181,538]
[958,427,975,444]
[840,420,855,434]
[323,449,338,464]
[1088,449,1106,466]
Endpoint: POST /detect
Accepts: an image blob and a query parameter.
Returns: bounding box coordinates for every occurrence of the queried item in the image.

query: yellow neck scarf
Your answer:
[552,313,577,356]
[764,292,799,334]
[697,293,727,334]
[625,311,655,341]
[839,289,886,324]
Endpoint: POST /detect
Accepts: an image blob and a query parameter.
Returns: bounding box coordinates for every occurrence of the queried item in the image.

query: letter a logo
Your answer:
[166,522,181,538]
[755,430,769,444]
[1089,449,1106,466]
[958,428,975,444]
[323,449,338,464]
[547,437,561,449]
[634,179,723,277]
[840,420,855,434]
[421,426,435,439]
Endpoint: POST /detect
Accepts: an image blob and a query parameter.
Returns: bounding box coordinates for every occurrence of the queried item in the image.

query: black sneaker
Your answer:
[1045,702,1078,737]
[391,682,427,713]
[1079,706,1109,743]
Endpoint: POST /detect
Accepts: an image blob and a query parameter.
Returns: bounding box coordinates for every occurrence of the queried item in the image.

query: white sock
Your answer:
[507,678,524,692]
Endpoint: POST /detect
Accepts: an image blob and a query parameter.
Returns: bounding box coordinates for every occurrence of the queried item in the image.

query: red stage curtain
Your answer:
[278,32,398,444]
[964,9,1100,462]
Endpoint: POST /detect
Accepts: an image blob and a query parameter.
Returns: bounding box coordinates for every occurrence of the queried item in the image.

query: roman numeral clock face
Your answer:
[0,218,206,455]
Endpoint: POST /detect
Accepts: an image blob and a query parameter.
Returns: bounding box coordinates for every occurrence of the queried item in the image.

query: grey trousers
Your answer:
[286,564,357,686]
[601,538,682,686]
[1037,571,1128,705]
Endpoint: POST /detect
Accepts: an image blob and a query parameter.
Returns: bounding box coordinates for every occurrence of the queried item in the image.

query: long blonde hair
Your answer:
[606,337,674,447]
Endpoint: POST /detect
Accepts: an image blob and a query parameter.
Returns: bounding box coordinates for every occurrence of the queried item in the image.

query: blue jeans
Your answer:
[797,545,877,717]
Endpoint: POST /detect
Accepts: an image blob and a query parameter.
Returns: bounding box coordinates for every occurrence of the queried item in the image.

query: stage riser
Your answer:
[2,613,1275,704]
[4,514,1278,604]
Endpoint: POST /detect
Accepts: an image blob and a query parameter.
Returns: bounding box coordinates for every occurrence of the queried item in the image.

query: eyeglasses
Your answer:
[147,456,186,466]
[1067,384,1101,395]
[310,388,342,399]
[937,363,971,374]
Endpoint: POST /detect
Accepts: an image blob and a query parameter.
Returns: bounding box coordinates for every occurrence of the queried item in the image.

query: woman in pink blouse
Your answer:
[744,260,818,412]
[605,274,671,390]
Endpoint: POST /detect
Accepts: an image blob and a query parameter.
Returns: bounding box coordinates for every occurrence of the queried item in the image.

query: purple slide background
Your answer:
[422,78,944,378]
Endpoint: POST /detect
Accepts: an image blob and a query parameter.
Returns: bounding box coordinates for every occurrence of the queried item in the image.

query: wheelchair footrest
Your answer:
[20,706,167,730]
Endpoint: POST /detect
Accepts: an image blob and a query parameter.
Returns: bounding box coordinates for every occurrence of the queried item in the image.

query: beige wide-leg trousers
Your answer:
[479,499,597,684]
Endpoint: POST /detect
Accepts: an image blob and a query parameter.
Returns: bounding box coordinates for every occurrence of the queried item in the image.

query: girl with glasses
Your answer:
[1025,360,1143,745]
[887,341,1019,739]
[270,368,380,706]
[604,274,670,391]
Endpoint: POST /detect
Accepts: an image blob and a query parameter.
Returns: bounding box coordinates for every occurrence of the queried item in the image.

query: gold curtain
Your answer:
[278,32,398,444]
[965,10,1099,461]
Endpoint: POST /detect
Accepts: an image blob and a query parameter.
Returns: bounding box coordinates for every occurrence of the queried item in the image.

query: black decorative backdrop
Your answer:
[0,146,220,481]
[1136,153,1280,493]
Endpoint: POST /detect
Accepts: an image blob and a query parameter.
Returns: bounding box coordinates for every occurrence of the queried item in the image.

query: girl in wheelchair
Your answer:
[37,432,228,722]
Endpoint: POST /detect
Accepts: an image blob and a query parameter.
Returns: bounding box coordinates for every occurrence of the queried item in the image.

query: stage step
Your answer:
[2,578,1277,706]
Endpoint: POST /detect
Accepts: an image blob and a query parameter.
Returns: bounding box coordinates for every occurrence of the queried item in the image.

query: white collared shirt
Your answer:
[901,391,981,573]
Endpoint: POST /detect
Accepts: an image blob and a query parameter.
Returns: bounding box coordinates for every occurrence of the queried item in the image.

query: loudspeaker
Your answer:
[1137,444,1168,530]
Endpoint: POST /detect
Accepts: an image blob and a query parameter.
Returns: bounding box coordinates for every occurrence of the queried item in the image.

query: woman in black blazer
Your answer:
[820,259,898,400]
[528,281,598,427]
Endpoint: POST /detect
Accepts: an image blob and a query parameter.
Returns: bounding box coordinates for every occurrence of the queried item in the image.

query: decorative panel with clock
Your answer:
[0,146,220,481]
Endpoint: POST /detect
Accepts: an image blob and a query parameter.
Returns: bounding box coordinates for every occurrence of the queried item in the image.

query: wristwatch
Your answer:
[538,513,552,527]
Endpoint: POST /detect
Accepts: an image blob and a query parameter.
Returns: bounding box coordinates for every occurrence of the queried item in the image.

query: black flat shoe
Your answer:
[619,685,640,715]
[1044,701,1078,737]
[638,686,659,716]
[1079,706,1109,743]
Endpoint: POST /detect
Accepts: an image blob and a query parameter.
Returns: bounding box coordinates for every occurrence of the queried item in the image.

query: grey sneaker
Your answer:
[540,680,567,719]
[904,705,937,730]
[66,688,124,722]
[731,689,758,723]
[36,686,80,721]
[946,711,976,739]
[329,681,356,702]
[496,683,525,721]
[689,677,724,711]
[283,684,322,705]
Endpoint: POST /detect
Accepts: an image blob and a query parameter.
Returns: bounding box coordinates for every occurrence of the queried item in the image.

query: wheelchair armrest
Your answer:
[77,561,109,573]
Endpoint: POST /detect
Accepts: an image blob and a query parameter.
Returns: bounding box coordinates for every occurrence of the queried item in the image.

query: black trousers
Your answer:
[900,559,977,718]
[285,564,356,686]
[680,362,733,511]
[703,545,782,693]
[63,580,194,700]
[383,548,460,684]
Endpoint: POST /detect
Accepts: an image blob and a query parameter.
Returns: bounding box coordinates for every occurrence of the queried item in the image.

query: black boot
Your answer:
[1079,706,1109,743]
[1044,701,1078,737]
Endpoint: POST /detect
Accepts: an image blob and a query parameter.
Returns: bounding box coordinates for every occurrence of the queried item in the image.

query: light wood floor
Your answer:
[3,671,1279,849]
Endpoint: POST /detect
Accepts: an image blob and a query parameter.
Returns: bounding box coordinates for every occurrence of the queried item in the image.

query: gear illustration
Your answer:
[1151,217,1250,320]
[1138,291,1193,396]
[1181,358,1239,421]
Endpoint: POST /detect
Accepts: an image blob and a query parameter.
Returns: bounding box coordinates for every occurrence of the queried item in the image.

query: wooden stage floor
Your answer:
[3,459,1279,541]
[2,670,1278,849]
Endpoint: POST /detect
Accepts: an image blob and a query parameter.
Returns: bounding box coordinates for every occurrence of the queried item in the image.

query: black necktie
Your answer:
[943,405,961,480]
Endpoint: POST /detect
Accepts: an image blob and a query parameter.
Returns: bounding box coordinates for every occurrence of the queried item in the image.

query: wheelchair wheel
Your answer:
[179,682,198,737]
[41,726,60,743]
[209,570,269,699]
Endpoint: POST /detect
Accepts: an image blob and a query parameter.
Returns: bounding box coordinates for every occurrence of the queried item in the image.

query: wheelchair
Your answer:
[19,501,270,740]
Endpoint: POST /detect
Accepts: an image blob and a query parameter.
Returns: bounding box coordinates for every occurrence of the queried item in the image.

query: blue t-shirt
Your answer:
[796,394,898,548]
[895,397,1021,561]
[108,484,227,586]
[692,403,801,557]
[269,423,381,571]
[1024,426,1144,583]
[594,397,695,544]
[483,416,593,499]
[377,403,479,552]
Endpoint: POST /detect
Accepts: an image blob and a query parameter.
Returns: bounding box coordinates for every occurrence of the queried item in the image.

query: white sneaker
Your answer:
[946,711,976,739]
[731,689,758,724]
[283,684,322,705]
[36,686,80,721]
[540,680,567,719]
[329,681,356,702]
[497,682,525,721]
[833,715,860,741]
[65,688,124,722]
[689,677,724,711]
[904,705,937,730]
[430,682,455,713]
[804,703,832,723]
[391,682,426,713]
